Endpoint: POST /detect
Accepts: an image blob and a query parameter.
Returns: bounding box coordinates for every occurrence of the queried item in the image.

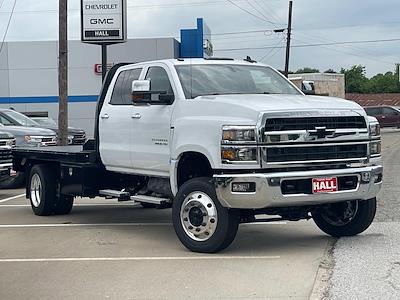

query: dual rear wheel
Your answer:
[29,165,74,216]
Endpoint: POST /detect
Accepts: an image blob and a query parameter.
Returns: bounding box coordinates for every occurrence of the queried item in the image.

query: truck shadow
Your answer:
[65,205,334,254]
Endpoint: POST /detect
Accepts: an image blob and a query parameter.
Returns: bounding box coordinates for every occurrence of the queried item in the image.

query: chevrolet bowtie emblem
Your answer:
[307,127,336,139]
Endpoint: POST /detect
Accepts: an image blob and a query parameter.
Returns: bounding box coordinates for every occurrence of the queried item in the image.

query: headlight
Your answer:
[221,147,258,163]
[370,141,381,155]
[369,123,380,137]
[222,126,256,143]
[24,135,41,143]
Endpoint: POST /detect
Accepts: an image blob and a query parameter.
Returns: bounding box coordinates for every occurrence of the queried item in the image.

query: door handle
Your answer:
[101,114,109,119]
[132,113,141,119]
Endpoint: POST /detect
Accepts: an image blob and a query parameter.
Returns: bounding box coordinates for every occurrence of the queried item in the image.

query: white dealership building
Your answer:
[0,38,179,136]
[0,18,212,136]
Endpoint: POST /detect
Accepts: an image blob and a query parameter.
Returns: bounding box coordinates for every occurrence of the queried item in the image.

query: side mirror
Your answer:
[131,80,174,104]
[132,80,151,102]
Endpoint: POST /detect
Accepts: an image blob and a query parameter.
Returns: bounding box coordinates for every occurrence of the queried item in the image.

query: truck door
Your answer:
[130,65,175,176]
[99,68,142,172]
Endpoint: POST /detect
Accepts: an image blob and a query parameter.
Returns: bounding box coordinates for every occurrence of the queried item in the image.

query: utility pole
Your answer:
[101,44,108,81]
[284,0,293,78]
[58,0,68,145]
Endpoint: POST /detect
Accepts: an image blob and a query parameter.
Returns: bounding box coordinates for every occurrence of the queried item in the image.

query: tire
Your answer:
[54,196,74,215]
[29,165,58,216]
[312,198,376,237]
[0,171,25,189]
[172,177,239,253]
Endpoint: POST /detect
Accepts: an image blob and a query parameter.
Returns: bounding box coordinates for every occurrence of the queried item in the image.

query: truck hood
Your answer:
[0,126,56,137]
[0,131,14,139]
[195,94,364,113]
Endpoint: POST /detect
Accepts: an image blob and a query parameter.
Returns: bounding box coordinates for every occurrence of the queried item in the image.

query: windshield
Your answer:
[175,64,301,99]
[33,117,57,127]
[3,110,39,127]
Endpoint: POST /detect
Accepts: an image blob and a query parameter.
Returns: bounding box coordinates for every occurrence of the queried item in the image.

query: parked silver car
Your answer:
[0,131,15,183]
[0,120,57,188]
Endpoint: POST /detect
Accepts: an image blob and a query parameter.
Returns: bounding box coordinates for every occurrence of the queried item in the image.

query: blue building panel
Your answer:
[180,18,212,58]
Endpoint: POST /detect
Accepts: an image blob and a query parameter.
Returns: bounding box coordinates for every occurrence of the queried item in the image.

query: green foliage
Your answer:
[341,65,400,93]
[340,65,368,93]
[365,72,399,93]
[295,67,320,74]
[324,69,337,74]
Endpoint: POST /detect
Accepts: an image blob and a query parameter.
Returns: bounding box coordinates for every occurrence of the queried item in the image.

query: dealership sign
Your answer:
[81,0,127,44]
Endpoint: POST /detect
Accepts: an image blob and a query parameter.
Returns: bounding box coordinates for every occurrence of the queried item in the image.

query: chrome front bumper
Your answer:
[0,162,12,172]
[214,165,383,209]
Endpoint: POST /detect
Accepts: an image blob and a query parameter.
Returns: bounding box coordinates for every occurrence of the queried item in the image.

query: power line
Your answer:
[212,28,274,36]
[293,31,398,65]
[226,0,284,25]
[246,0,271,22]
[0,0,16,55]
[291,37,395,66]
[255,0,283,26]
[214,37,400,51]
[0,0,251,13]
[258,37,285,62]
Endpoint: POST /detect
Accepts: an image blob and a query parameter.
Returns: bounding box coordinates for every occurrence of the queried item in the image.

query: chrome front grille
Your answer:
[265,143,368,164]
[0,148,12,164]
[265,116,367,131]
[259,112,370,168]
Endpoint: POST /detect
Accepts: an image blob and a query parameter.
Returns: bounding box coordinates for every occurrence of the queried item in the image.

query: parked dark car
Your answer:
[30,117,86,145]
[0,109,86,145]
[364,106,400,128]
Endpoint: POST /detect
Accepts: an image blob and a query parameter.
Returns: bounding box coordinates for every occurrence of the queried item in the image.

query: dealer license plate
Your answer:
[312,177,338,194]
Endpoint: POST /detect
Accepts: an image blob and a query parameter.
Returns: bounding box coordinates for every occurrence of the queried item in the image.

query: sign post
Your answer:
[81,0,127,81]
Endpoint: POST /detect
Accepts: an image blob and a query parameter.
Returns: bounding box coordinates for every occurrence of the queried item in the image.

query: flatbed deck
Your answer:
[12,145,97,165]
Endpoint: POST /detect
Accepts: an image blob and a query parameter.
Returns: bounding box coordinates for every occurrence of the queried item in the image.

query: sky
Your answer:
[0,0,399,77]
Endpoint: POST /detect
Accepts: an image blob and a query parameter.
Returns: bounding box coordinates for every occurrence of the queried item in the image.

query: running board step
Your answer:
[131,195,171,205]
[99,189,131,201]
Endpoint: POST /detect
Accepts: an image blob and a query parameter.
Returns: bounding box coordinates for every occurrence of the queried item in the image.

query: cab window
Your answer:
[145,67,174,102]
[110,68,142,105]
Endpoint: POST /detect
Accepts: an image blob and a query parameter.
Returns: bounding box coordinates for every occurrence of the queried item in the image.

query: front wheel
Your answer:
[172,177,239,253]
[312,198,376,237]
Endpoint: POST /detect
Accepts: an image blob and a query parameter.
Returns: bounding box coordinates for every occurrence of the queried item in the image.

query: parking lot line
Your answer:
[0,222,288,228]
[0,203,138,207]
[0,193,25,203]
[0,255,280,263]
[0,222,172,228]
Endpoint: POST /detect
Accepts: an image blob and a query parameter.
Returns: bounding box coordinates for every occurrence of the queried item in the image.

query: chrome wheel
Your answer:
[180,191,218,241]
[320,201,359,226]
[30,173,42,208]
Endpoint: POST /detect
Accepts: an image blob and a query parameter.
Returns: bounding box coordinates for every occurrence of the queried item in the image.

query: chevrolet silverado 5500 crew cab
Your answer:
[12,59,383,253]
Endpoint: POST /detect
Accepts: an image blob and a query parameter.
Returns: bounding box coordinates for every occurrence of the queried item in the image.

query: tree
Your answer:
[364,72,399,93]
[341,65,368,93]
[324,69,337,74]
[295,67,320,74]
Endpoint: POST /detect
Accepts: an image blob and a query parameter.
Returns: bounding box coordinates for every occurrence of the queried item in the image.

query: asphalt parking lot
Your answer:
[0,131,398,300]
